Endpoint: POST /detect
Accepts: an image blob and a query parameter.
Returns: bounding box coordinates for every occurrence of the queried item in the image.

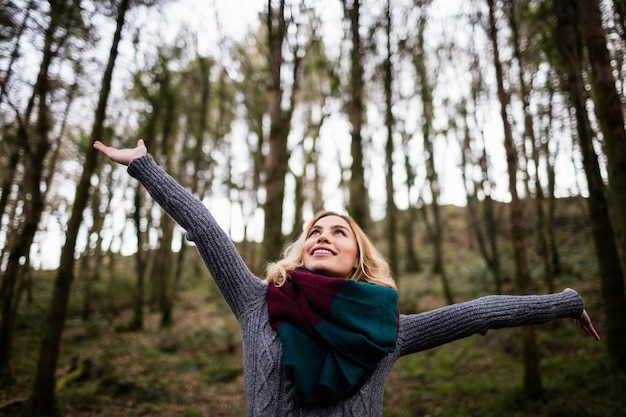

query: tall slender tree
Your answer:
[400,129,422,274]
[0,0,85,388]
[487,0,542,398]
[556,0,626,374]
[230,29,269,273]
[579,0,626,284]
[0,0,36,106]
[343,0,369,229]
[23,0,132,413]
[412,4,453,304]
[0,2,36,234]
[459,104,503,293]
[154,50,182,327]
[262,0,300,262]
[506,0,554,292]
[383,0,399,277]
[459,39,503,292]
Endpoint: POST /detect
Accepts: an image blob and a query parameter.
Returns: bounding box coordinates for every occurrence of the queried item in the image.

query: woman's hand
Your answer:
[93,139,147,165]
[574,308,600,341]
[565,288,600,341]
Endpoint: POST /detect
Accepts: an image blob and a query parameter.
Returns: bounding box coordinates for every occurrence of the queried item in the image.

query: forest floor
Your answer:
[2,202,626,416]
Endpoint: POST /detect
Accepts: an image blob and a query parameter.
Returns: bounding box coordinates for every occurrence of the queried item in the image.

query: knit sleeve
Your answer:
[396,290,584,356]
[126,155,266,319]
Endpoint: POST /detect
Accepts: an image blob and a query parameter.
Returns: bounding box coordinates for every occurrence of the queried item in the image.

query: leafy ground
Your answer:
[2,201,625,416]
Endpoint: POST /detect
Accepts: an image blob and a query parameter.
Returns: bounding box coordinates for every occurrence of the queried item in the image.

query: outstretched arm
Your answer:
[396,289,598,357]
[94,140,266,319]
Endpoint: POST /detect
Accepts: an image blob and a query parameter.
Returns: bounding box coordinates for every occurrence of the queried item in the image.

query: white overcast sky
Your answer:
[29,0,586,268]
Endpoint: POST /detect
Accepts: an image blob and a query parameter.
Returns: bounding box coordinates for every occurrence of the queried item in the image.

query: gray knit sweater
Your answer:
[127,155,584,417]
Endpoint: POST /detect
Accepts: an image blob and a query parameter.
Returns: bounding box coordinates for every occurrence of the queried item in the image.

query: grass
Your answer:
[1,200,625,416]
[385,325,622,417]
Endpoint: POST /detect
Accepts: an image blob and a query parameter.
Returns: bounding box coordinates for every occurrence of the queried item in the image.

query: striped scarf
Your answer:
[266,267,398,406]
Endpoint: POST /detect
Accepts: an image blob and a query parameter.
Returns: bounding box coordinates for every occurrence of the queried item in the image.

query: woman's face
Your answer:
[302,215,359,278]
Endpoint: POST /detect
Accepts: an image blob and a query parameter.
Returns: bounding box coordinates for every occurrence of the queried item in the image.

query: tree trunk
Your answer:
[578,0,626,372]
[0,0,63,387]
[291,174,305,241]
[487,0,542,398]
[156,217,176,326]
[0,0,36,249]
[0,142,20,240]
[506,1,554,292]
[0,0,36,105]
[250,123,265,274]
[478,122,504,293]
[555,0,626,374]
[345,0,369,229]
[401,132,421,273]
[262,0,291,262]
[304,112,326,216]
[542,75,562,275]
[383,0,398,277]
[129,184,146,330]
[23,0,131,413]
[80,171,108,320]
[460,110,502,293]
[156,54,182,328]
[414,10,453,304]
[459,44,503,289]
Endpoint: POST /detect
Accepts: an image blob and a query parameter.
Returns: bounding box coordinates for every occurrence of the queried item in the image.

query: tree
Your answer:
[0,0,36,106]
[80,165,114,320]
[400,129,422,274]
[382,0,399,277]
[343,0,369,229]
[153,49,182,327]
[554,0,626,372]
[468,36,504,293]
[412,3,453,304]
[172,54,223,324]
[287,6,339,238]
[128,41,183,325]
[0,0,86,388]
[487,0,542,398]
[459,102,503,293]
[538,70,562,275]
[230,28,270,273]
[22,0,133,413]
[262,0,300,262]
[0,0,28,234]
[506,0,554,292]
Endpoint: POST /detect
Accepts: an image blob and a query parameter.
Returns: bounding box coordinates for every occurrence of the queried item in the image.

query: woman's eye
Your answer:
[334,229,346,236]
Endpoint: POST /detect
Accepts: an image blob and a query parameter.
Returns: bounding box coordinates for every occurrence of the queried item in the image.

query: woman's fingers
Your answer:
[575,309,600,341]
[93,140,147,165]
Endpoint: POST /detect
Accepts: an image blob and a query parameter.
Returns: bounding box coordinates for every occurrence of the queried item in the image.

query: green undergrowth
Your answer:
[5,265,622,417]
[384,324,623,417]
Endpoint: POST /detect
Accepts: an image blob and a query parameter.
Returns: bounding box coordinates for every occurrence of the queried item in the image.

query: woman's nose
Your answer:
[317,233,330,242]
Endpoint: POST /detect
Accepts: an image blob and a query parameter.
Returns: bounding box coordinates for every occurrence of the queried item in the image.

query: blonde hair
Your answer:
[264,211,397,290]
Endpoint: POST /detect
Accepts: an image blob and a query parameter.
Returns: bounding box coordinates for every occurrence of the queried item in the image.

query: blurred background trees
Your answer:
[1,0,625,415]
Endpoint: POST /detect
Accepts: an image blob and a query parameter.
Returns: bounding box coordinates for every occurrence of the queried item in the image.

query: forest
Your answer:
[1,0,626,416]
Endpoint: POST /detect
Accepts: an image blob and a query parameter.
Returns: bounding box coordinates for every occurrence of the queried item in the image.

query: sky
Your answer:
[28,0,587,269]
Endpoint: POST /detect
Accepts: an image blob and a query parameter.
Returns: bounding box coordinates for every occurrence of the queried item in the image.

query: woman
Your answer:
[94,139,599,417]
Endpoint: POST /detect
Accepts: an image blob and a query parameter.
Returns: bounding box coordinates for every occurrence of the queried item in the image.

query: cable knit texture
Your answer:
[127,155,585,417]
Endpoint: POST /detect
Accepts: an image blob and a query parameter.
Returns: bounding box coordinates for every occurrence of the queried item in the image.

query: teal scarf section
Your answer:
[266,268,399,406]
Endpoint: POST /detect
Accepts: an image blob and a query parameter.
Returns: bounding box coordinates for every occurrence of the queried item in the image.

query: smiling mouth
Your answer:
[312,249,336,256]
